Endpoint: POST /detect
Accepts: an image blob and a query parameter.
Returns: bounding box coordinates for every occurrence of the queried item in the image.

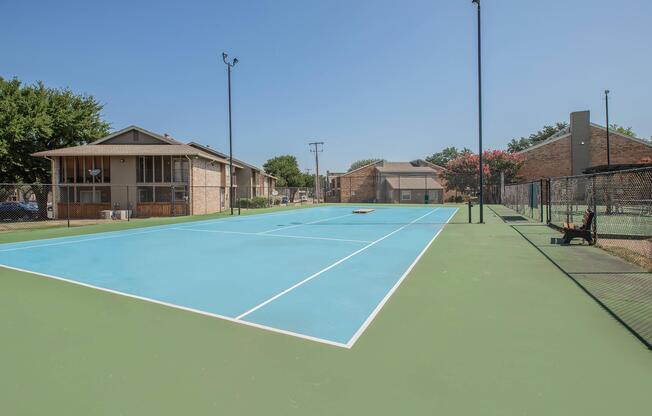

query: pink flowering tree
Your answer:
[443,150,522,201]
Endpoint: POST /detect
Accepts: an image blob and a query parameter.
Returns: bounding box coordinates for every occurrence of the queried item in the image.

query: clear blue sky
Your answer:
[2,0,651,172]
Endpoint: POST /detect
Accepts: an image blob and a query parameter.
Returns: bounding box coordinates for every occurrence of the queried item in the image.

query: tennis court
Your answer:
[0,205,456,347]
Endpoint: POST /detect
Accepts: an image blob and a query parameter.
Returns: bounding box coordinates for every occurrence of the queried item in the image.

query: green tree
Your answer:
[0,77,110,217]
[507,122,568,153]
[263,155,303,187]
[347,158,383,172]
[425,146,471,166]
[609,124,637,138]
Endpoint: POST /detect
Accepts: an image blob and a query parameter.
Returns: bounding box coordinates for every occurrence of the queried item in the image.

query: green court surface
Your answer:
[1,205,650,415]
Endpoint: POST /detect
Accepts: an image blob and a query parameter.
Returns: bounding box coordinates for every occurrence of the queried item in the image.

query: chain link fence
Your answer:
[504,167,652,349]
[0,183,331,232]
[0,183,224,231]
[503,180,548,222]
[549,167,652,263]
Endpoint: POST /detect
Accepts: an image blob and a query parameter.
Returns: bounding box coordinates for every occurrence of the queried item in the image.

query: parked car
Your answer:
[0,202,39,221]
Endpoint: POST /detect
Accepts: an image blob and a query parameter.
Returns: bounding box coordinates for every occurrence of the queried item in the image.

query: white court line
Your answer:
[345,208,458,348]
[235,208,440,320]
[257,213,356,234]
[0,263,349,349]
[172,227,371,244]
[0,227,173,253]
[0,206,337,253]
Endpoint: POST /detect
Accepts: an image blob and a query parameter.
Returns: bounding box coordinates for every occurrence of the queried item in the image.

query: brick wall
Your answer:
[340,164,378,203]
[191,158,224,214]
[518,136,572,181]
[588,125,652,166]
[517,126,652,182]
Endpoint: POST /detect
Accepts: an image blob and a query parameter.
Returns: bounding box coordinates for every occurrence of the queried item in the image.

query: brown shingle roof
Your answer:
[376,162,436,174]
[31,144,237,165]
[385,176,443,190]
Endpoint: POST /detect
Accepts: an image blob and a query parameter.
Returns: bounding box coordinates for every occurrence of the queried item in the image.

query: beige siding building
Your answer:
[31,126,259,218]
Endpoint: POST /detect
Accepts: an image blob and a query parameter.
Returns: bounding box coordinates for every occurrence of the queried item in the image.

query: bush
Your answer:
[238,197,269,209]
[446,195,465,203]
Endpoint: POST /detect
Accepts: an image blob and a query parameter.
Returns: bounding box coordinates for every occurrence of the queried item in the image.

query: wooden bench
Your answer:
[561,208,595,245]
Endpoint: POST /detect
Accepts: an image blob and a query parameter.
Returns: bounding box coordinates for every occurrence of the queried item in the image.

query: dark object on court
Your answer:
[561,208,595,245]
[0,202,39,221]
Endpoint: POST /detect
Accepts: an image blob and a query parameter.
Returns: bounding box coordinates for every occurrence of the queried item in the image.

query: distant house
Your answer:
[326,160,447,204]
[517,111,652,181]
[31,125,273,219]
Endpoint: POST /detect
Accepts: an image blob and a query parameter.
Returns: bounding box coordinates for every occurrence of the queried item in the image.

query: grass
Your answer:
[1,204,651,415]
[598,244,652,272]
[0,204,315,245]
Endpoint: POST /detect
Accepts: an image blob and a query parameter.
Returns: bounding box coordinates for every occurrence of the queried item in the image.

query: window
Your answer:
[145,156,154,182]
[138,187,153,202]
[172,157,188,182]
[79,190,102,203]
[103,156,111,183]
[75,156,83,183]
[154,186,172,202]
[401,190,412,201]
[163,156,172,182]
[155,156,163,182]
[174,188,187,202]
[138,156,185,183]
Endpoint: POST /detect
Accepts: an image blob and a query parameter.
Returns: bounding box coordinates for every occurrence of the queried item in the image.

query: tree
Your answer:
[507,122,568,153]
[425,146,471,166]
[348,158,383,172]
[263,155,302,187]
[443,150,522,202]
[609,124,637,138]
[0,77,111,218]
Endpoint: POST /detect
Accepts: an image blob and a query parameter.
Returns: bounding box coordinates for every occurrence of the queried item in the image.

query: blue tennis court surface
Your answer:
[0,206,456,347]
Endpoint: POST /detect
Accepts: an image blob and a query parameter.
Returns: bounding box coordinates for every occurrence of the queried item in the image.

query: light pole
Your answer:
[605,90,610,167]
[472,0,484,223]
[309,142,324,203]
[222,52,238,214]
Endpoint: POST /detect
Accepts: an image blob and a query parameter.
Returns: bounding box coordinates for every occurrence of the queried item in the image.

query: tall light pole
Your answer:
[309,142,324,203]
[472,0,483,223]
[222,52,238,214]
[605,90,611,167]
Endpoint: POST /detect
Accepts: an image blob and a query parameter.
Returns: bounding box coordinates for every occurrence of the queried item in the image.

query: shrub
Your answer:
[446,195,465,203]
[239,197,269,209]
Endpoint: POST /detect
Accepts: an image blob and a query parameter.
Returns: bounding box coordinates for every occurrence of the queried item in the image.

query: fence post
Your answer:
[468,199,472,223]
[566,177,571,225]
[66,185,71,227]
[171,185,175,217]
[547,179,551,224]
[126,185,131,221]
[539,179,544,223]
[592,175,598,244]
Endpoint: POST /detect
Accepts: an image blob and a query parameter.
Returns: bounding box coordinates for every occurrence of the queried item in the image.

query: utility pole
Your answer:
[222,52,238,214]
[309,142,324,203]
[472,0,484,223]
[605,90,611,167]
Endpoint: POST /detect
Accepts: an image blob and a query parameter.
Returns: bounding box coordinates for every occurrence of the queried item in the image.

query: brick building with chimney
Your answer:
[517,111,652,181]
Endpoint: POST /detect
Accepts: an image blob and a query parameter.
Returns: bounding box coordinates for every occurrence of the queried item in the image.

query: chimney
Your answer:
[570,110,591,175]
